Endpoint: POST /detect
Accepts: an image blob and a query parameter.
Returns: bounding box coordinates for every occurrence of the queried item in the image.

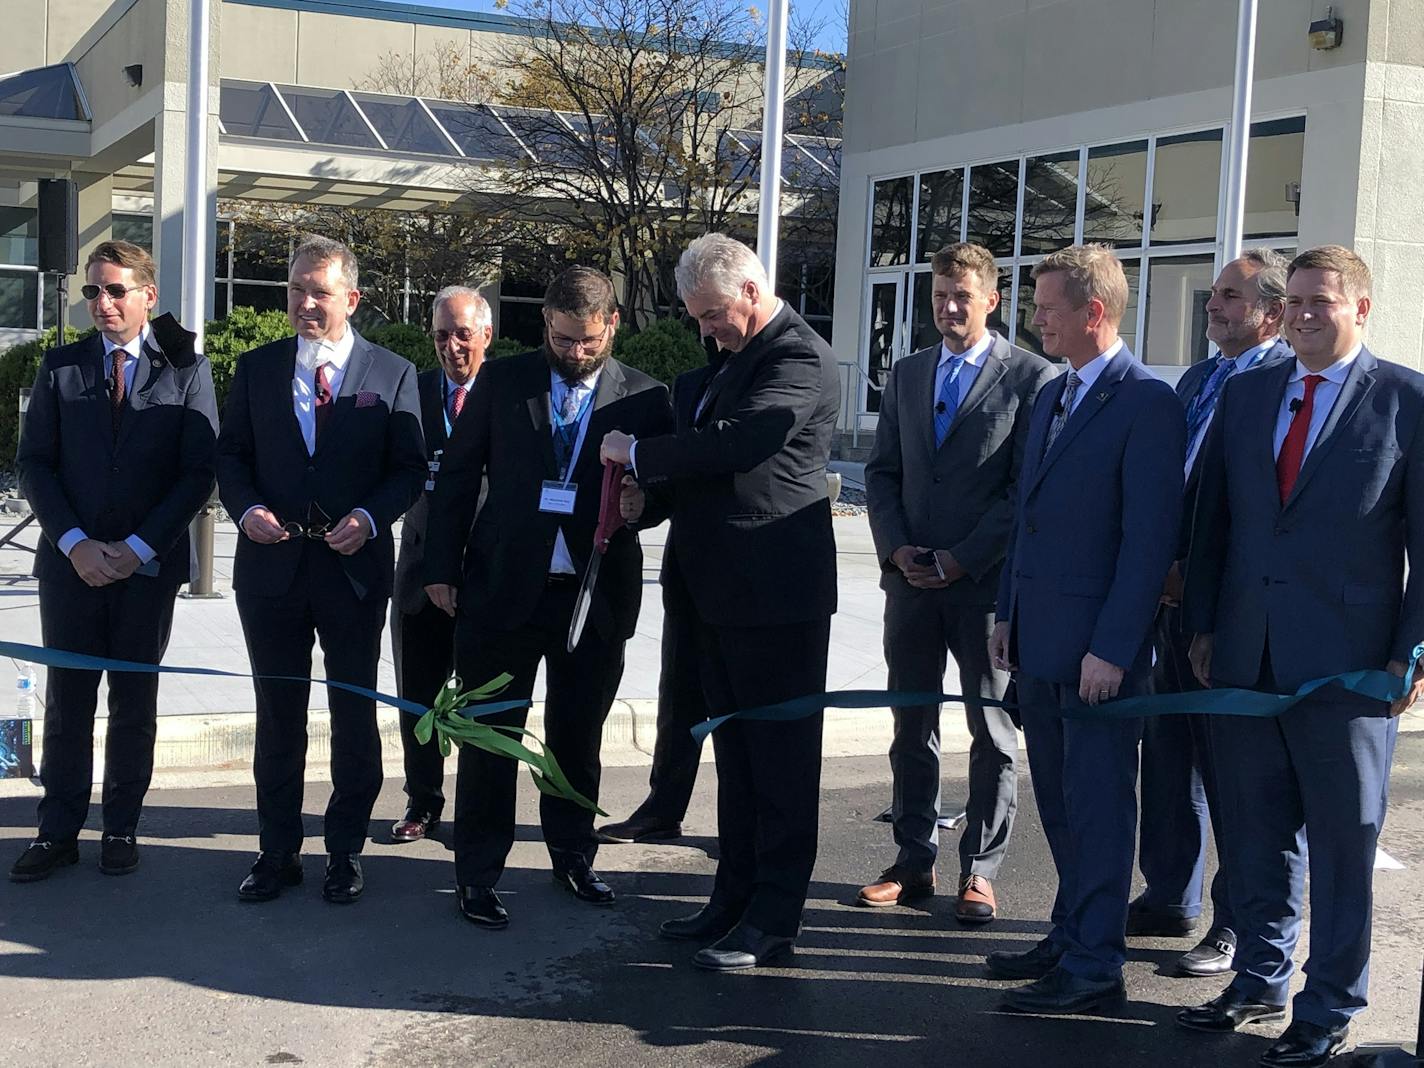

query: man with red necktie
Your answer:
[1181,245,1424,1066]
[387,285,492,844]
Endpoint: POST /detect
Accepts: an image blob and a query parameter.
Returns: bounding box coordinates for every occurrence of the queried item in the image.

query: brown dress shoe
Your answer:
[390,811,439,844]
[857,866,935,907]
[955,874,996,924]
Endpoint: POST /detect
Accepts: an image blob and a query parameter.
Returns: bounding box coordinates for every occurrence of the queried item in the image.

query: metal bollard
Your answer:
[180,503,222,599]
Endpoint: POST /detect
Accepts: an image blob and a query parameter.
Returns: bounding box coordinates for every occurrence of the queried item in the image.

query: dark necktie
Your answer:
[553,380,582,477]
[933,355,966,448]
[1276,374,1324,503]
[1043,371,1081,456]
[314,362,334,442]
[110,348,129,437]
[449,384,467,422]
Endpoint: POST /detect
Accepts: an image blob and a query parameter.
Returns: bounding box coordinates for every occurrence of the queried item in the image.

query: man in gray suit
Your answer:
[1179,245,1424,1066]
[864,242,1054,923]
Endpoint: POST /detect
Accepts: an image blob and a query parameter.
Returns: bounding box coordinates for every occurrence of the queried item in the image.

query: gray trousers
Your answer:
[883,591,1018,878]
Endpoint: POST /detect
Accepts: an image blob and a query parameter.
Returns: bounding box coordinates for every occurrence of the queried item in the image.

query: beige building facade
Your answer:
[832,0,1424,429]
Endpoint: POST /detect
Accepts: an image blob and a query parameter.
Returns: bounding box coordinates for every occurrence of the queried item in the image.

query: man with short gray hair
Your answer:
[602,232,840,971]
[388,285,493,844]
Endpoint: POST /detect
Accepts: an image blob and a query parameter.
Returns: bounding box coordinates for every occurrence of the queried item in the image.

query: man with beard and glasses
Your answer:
[422,266,673,929]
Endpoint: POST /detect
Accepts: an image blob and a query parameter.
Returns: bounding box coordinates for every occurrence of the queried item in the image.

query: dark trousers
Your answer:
[628,606,707,824]
[236,547,388,856]
[452,581,626,886]
[697,616,831,938]
[1212,676,1394,1027]
[391,599,455,819]
[1138,603,1234,930]
[883,591,1017,879]
[36,568,178,841]
[1018,669,1148,982]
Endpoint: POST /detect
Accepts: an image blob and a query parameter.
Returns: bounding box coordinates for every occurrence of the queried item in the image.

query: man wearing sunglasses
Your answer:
[12,240,218,883]
[216,235,425,905]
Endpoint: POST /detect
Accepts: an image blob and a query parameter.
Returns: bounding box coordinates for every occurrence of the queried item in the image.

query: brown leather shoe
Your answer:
[390,811,439,844]
[955,873,996,924]
[856,866,935,907]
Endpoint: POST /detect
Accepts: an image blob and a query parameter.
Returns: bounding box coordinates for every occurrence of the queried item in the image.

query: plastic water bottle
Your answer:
[14,664,36,719]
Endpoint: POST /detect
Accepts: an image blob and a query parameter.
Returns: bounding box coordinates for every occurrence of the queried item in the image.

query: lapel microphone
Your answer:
[1289,398,1304,414]
[935,401,946,414]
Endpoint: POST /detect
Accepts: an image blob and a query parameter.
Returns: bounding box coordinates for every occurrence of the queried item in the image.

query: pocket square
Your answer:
[355,391,380,409]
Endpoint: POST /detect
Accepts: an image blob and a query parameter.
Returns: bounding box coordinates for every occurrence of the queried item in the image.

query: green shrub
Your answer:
[203,306,292,412]
[0,326,91,470]
[365,321,437,371]
[613,318,707,385]
[488,337,528,360]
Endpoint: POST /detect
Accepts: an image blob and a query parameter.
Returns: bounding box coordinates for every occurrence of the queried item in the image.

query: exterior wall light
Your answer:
[1309,7,1342,50]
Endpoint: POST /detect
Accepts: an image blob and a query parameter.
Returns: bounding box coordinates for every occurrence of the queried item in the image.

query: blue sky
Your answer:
[371,0,849,52]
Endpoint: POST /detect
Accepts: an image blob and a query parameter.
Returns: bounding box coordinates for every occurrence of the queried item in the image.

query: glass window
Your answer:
[1245,116,1305,240]
[231,283,288,314]
[212,284,229,321]
[864,278,900,413]
[911,265,1010,355]
[869,176,912,267]
[1083,140,1148,248]
[112,213,152,253]
[966,160,1018,258]
[278,86,381,150]
[917,168,963,261]
[498,300,546,348]
[1118,257,1142,355]
[219,81,304,141]
[0,270,39,329]
[0,64,85,120]
[717,130,761,184]
[1021,151,1079,256]
[351,94,450,156]
[1016,258,1139,357]
[0,207,37,266]
[427,102,530,162]
[232,227,289,283]
[1142,254,1215,366]
[1151,129,1222,246]
[214,220,232,278]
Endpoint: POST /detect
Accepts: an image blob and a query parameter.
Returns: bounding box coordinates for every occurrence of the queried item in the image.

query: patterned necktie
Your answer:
[554,380,583,477]
[1043,371,1081,455]
[933,355,966,448]
[1185,355,1235,446]
[449,384,467,422]
[110,348,129,436]
[1276,374,1324,503]
[314,362,334,442]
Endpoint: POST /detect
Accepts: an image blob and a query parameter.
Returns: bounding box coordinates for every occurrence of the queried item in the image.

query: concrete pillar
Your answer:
[151,105,218,326]
[66,170,113,325]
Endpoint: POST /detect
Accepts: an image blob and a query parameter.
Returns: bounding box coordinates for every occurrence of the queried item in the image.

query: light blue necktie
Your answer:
[1185,355,1235,446]
[933,356,966,448]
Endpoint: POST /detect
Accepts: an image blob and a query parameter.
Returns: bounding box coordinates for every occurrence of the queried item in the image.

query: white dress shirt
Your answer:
[549,366,602,575]
[57,325,157,564]
[1272,344,1362,461]
[1063,337,1125,418]
[934,331,994,413]
[1183,337,1280,476]
[240,327,375,537]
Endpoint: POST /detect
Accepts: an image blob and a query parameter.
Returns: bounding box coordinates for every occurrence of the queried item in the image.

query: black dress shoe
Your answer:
[99,834,140,876]
[986,937,1065,980]
[597,814,683,844]
[1177,988,1286,1032]
[1001,967,1126,1015]
[660,903,741,942]
[1259,1020,1349,1067]
[390,810,440,844]
[692,922,795,971]
[553,861,615,904]
[9,839,79,883]
[237,852,303,902]
[323,854,364,904]
[1126,896,1200,938]
[1178,928,1237,976]
[457,885,509,929]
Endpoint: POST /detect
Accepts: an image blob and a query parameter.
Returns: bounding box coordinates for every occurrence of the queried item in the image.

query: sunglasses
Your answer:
[431,327,484,345]
[81,283,146,302]
[280,502,335,540]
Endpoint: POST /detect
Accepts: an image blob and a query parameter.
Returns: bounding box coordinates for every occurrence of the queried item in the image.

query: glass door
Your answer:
[862,275,904,414]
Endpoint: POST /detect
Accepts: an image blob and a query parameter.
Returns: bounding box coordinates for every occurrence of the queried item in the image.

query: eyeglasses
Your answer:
[81,283,146,302]
[546,325,610,352]
[280,502,335,540]
[432,327,484,345]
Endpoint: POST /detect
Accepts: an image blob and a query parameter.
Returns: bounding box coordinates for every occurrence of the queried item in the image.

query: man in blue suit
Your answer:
[987,244,1185,1014]
[1179,245,1424,1067]
[1133,250,1293,976]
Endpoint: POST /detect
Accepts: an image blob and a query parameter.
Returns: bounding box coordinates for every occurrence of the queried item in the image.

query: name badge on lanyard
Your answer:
[539,384,595,515]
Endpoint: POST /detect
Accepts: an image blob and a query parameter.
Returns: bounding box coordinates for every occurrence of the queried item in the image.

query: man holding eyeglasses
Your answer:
[387,285,492,845]
[422,266,672,930]
[216,235,425,905]
[12,240,218,883]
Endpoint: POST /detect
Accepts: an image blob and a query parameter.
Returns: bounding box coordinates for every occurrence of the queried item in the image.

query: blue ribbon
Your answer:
[0,641,529,719]
[690,644,1424,742]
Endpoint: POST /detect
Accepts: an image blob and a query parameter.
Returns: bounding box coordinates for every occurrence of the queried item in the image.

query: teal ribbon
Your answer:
[689,643,1424,742]
[0,640,529,720]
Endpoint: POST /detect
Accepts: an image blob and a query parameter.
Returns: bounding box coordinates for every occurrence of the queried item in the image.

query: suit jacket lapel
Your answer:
[312,335,373,457]
[1285,349,1377,509]
[523,357,559,480]
[572,360,628,483]
[419,372,447,452]
[273,339,308,459]
[1030,352,1130,490]
[112,342,164,451]
[941,350,1006,450]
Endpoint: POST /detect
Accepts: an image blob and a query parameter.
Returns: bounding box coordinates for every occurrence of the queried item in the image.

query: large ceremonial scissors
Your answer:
[566,459,627,652]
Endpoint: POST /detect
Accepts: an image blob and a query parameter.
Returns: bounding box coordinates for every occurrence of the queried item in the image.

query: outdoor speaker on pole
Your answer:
[37,178,78,275]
